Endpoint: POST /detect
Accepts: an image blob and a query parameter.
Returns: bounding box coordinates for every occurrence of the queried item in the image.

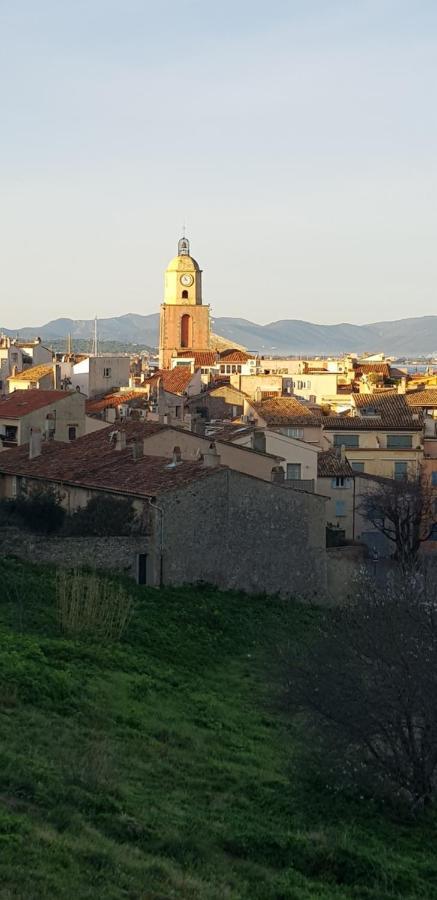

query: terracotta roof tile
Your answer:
[176,351,219,366]
[86,391,149,414]
[0,422,220,497]
[145,367,198,394]
[8,363,53,383]
[406,390,437,408]
[354,363,390,377]
[251,397,318,425]
[351,393,420,427]
[317,449,354,478]
[0,389,75,419]
[322,410,422,432]
[219,349,251,362]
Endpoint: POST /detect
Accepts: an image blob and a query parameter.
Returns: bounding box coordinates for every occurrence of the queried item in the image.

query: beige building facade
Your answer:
[0,390,86,448]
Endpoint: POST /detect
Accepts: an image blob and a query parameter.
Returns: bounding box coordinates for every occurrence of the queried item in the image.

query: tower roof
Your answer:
[166,235,200,272]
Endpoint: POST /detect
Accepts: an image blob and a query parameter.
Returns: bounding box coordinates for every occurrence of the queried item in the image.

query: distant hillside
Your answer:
[4,313,437,355]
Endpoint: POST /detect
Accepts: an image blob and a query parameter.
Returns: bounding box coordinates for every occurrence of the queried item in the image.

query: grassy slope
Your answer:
[0,560,436,899]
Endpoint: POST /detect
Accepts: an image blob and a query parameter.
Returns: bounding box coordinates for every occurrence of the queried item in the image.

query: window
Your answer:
[428,524,437,542]
[68,425,77,441]
[5,425,18,442]
[351,461,365,473]
[335,500,346,517]
[287,463,301,480]
[387,434,412,449]
[394,461,408,480]
[180,314,192,348]
[332,476,345,488]
[181,289,188,299]
[103,367,112,378]
[282,427,304,439]
[253,432,266,453]
[432,472,437,486]
[333,434,359,448]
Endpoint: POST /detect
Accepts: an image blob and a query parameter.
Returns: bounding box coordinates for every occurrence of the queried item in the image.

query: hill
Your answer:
[0,558,436,899]
[4,313,437,354]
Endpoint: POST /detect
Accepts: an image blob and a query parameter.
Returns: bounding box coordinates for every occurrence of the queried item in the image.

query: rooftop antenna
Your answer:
[93,316,98,357]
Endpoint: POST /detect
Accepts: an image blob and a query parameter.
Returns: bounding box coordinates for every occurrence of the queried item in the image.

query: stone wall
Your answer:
[160,469,327,600]
[0,527,146,580]
[0,468,328,600]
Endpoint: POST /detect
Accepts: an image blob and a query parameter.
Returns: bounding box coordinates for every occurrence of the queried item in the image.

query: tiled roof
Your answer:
[86,391,149,414]
[251,397,318,425]
[317,449,354,478]
[352,393,420,428]
[406,390,437,408]
[322,410,422,431]
[0,422,220,497]
[219,349,251,362]
[146,367,198,395]
[355,363,390,378]
[0,390,75,419]
[175,351,219,366]
[8,363,53,383]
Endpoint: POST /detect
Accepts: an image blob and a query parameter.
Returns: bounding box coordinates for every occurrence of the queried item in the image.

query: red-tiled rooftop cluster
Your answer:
[144,367,198,394]
[251,397,320,426]
[0,390,75,418]
[0,422,220,497]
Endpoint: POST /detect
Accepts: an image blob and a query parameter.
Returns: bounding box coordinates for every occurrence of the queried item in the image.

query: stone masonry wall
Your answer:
[160,469,327,600]
[0,527,147,580]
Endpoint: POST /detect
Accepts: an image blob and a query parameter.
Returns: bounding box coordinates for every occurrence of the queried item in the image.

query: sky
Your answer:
[1,0,437,329]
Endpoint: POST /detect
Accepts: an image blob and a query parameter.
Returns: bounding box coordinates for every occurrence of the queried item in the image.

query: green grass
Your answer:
[0,558,436,899]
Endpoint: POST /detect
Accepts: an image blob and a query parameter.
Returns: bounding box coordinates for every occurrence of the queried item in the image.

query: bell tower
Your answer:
[159,236,211,369]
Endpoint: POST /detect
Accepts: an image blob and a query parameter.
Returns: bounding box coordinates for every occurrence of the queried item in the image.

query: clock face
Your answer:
[180,274,193,287]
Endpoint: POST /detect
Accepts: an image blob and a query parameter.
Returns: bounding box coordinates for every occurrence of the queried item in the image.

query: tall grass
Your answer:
[56,569,133,639]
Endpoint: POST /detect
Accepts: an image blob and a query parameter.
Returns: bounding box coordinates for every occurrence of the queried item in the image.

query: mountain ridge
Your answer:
[3,313,437,355]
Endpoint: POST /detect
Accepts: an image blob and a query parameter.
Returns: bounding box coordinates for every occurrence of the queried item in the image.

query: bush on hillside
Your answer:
[56,569,133,640]
[286,572,437,811]
[0,491,65,534]
[63,495,137,536]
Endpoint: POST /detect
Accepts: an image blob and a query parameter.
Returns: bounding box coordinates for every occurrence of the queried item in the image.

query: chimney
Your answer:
[271,465,285,483]
[172,445,182,464]
[132,438,144,460]
[398,376,407,395]
[203,442,221,468]
[115,430,127,451]
[11,365,17,378]
[29,428,42,459]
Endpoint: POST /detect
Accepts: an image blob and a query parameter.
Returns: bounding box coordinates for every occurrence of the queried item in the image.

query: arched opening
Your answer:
[180,314,192,348]
[182,289,188,299]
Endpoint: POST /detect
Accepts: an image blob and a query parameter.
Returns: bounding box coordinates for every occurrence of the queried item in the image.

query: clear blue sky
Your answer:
[1,0,437,328]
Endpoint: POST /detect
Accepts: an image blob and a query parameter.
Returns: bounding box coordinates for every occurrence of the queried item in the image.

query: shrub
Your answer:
[64,495,136,536]
[0,491,65,534]
[56,569,133,640]
[286,573,437,811]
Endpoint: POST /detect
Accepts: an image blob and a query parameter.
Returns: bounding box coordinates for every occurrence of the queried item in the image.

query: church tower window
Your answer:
[182,289,188,299]
[180,314,192,348]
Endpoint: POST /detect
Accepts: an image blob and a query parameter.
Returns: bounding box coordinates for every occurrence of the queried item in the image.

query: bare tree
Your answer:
[359,475,434,572]
[286,574,437,811]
